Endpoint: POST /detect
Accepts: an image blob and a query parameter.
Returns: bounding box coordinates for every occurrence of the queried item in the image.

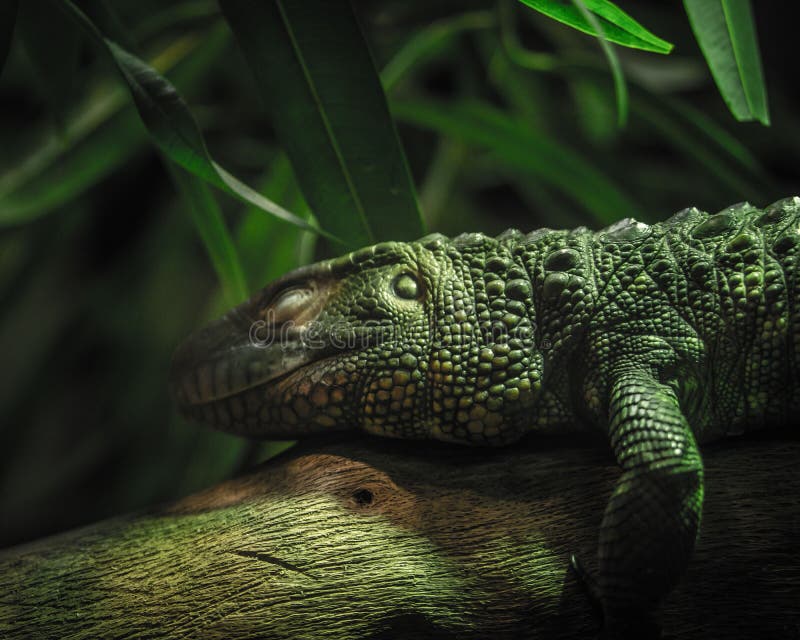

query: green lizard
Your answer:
[170,197,800,636]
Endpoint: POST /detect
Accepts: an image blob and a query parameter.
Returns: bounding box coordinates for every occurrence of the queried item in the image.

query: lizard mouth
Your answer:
[169,301,331,410]
[170,322,318,408]
[169,300,354,436]
[173,354,345,436]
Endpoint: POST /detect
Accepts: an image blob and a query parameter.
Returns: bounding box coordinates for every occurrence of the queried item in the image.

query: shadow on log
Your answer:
[1,436,799,639]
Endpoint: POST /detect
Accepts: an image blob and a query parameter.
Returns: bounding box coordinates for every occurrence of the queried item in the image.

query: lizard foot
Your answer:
[569,554,662,640]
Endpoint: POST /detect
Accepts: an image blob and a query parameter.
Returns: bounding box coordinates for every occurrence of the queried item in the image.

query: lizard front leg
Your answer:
[597,365,704,636]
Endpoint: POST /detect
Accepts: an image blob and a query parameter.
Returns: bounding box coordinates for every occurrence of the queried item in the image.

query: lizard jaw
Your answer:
[169,279,360,436]
[173,354,351,437]
[170,268,336,411]
[170,328,316,408]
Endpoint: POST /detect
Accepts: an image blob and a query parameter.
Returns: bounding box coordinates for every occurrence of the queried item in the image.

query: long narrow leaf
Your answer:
[684,0,769,125]
[571,0,627,126]
[497,0,558,73]
[219,0,424,249]
[0,0,18,78]
[235,153,311,288]
[631,94,765,201]
[58,0,328,237]
[0,31,222,226]
[393,99,640,224]
[518,0,673,54]
[168,164,248,306]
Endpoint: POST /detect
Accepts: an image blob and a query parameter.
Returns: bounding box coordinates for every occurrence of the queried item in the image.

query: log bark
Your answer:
[1,436,798,639]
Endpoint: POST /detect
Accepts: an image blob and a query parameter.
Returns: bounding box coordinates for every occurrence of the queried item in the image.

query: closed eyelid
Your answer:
[392,272,423,299]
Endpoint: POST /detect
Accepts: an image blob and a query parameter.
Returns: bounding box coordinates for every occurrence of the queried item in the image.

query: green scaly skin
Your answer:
[171,197,800,633]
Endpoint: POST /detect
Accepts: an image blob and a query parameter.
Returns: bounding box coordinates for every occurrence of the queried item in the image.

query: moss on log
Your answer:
[1,437,798,639]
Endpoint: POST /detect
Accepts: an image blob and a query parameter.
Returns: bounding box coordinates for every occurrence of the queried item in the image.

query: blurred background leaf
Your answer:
[392,98,639,223]
[0,0,796,547]
[168,164,247,306]
[570,0,628,126]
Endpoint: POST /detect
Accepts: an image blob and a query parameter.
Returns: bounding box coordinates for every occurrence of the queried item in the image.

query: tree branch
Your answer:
[1,436,798,639]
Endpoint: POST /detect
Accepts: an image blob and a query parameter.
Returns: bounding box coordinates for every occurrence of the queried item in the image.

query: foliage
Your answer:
[683,0,768,125]
[0,0,795,546]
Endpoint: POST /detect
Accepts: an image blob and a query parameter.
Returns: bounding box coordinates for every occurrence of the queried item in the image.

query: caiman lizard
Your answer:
[170,197,800,636]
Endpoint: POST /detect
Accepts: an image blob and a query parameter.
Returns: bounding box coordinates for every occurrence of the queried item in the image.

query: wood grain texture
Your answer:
[1,436,798,639]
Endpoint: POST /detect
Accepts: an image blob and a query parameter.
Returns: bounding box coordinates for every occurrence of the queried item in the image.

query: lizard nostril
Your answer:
[351,488,374,507]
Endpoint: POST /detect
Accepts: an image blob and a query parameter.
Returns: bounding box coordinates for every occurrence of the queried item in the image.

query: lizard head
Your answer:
[171,233,544,443]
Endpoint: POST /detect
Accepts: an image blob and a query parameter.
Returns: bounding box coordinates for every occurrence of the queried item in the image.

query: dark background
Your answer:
[1,0,797,547]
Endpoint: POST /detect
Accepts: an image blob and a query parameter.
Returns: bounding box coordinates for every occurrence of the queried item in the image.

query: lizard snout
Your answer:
[169,295,316,412]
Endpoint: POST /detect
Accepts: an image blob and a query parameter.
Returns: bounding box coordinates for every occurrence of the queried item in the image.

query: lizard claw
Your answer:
[569,553,603,617]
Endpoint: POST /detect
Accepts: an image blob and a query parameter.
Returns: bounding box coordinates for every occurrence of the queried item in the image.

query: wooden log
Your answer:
[1,436,798,639]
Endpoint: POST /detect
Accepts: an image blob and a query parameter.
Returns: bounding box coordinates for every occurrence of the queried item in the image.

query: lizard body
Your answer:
[171,197,800,633]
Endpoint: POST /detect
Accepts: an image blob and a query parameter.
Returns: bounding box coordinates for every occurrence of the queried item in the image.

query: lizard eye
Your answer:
[392,273,420,300]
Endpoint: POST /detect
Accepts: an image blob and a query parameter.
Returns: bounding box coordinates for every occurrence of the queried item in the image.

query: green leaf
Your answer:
[0,31,222,226]
[570,0,627,126]
[517,0,673,54]
[235,153,312,288]
[393,98,640,224]
[684,0,769,125]
[497,0,558,73]
[570,78,617,143]
[219,0,424,249]
[58,0,326,237]
[168,164,248,306]
[418,139,468,228]
[0,0,18,78]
